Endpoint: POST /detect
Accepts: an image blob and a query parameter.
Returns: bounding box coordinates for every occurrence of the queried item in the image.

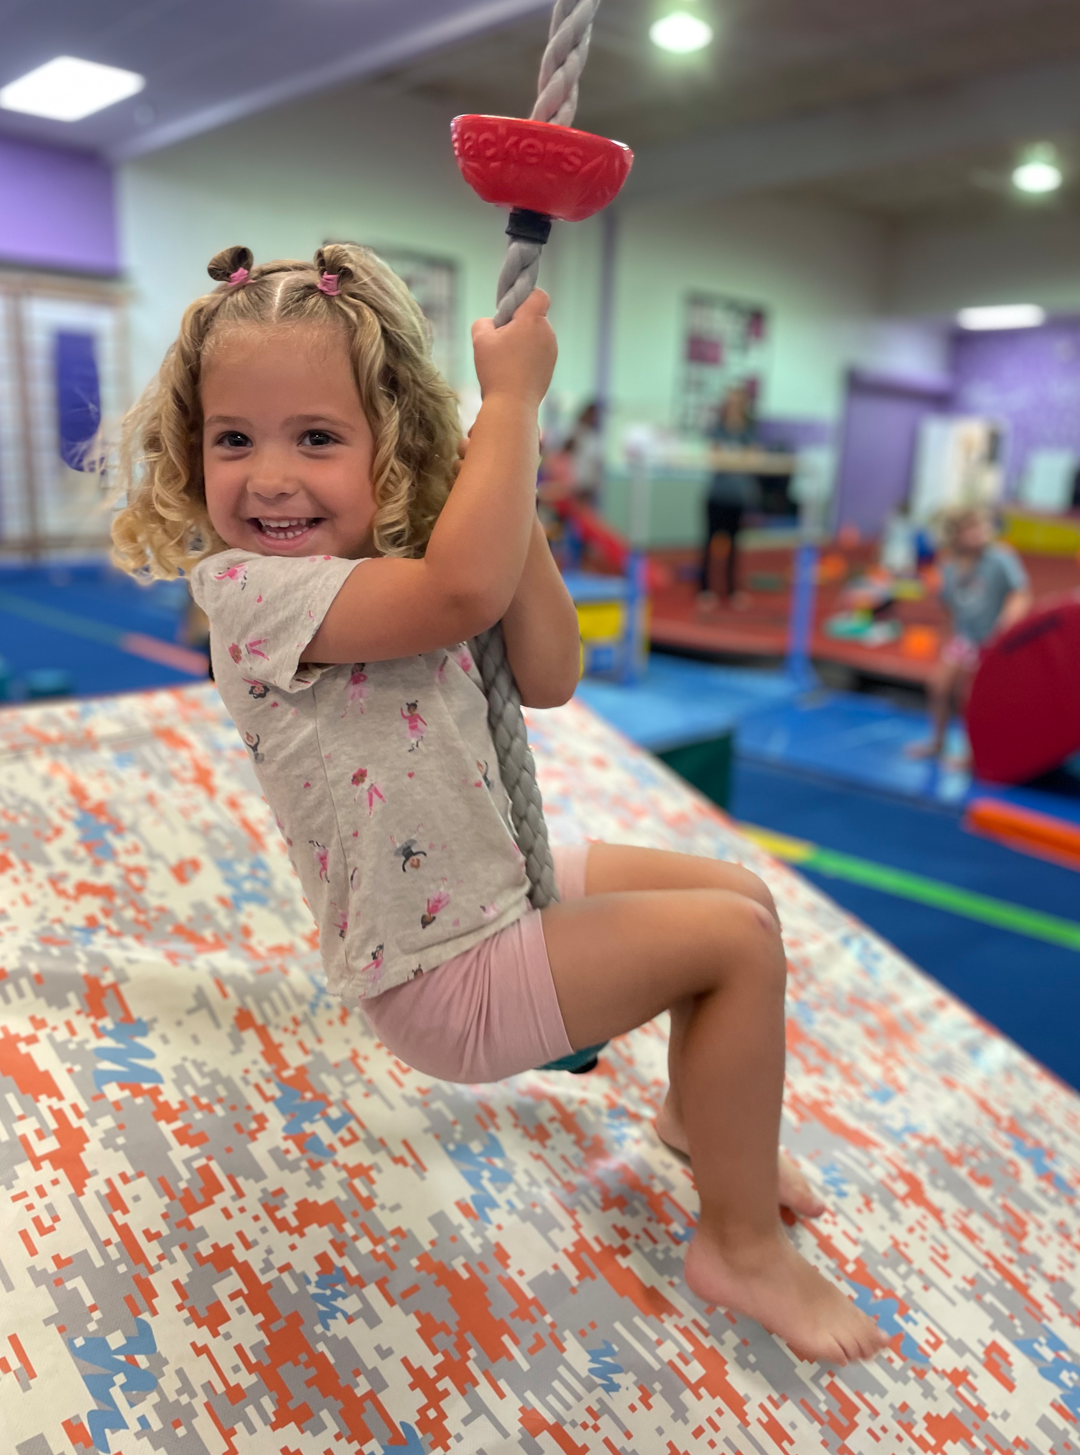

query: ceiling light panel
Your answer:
[1012,159,1063,195]
[650,12,714,53]
[957,305,1046,331]
[0,56,145,122]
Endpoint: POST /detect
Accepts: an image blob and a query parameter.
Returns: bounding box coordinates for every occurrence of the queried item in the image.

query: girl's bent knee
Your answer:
[703,888,783,949]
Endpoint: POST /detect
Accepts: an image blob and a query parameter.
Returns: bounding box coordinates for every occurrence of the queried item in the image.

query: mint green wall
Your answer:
[119,77,953,548]
[610,194,888,432]
[120,84,567,397]
[119,82,899,417]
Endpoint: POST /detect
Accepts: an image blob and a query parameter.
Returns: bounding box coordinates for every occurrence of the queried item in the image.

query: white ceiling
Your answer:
[0,0,550,159]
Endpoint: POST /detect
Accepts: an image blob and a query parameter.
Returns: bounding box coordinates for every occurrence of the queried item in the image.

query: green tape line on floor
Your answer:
[807,846,1080,951]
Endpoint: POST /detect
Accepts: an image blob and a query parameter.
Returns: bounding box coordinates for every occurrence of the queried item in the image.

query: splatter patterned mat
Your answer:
[0,684,1077,1453]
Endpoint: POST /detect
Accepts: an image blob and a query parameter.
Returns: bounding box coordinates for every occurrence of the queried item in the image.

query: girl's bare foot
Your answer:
[943,749,971,772]
[684,1226,889,1365]
[904,739,942,760]
[655,1104,826,1218]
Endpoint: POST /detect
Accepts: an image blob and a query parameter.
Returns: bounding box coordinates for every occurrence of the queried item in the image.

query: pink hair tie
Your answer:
[318,271,341,297]
[228,267,250,286]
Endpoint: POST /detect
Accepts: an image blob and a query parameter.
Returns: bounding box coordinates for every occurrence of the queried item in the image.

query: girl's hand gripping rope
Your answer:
[471,289,557,407]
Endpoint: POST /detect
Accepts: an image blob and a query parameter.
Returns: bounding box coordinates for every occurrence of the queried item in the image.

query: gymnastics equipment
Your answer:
[564,566,649,684]
[451,0,633,914]
[554,496,668,591]
[966,594,1080,783]
[8,684,1077,1451]
[964,796,1080,871]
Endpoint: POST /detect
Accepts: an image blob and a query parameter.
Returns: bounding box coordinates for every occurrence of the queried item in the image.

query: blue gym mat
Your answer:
[733,758,1080,1090]
[573,655,799,751]
[0,560,197,698]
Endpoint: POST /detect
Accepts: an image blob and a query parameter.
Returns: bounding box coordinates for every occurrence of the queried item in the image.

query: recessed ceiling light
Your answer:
[650,11,714,53]
[957,304,1046,331]
[0,56,144,122]
[1012,158,1063,194]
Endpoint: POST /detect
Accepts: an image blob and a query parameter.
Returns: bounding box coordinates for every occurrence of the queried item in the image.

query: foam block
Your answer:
[968,594,1080,782]
[0,685,1077,1451]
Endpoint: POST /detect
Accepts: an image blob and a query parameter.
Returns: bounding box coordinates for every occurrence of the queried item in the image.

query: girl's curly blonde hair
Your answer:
[112,242,461,578]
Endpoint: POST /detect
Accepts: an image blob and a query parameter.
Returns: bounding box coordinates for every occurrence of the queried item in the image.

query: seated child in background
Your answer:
[910,505,1032,763]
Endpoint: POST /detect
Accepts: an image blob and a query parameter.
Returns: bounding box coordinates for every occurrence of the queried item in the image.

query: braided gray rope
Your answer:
[475,0,600,909]
[492,0,600,330]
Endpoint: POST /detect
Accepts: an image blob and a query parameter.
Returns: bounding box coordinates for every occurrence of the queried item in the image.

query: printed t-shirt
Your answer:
[189,549,530,1001]
[941,544,1029,645]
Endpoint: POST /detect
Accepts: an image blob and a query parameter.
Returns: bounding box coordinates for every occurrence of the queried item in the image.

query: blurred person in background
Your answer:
[908,504,1031,765]
[698,381,760,611]
[560,400,604,510]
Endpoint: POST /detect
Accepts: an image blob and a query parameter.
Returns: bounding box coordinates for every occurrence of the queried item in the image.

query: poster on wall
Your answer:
[369,245,458,386]
[0,282,126,554]
[679,292,769,435]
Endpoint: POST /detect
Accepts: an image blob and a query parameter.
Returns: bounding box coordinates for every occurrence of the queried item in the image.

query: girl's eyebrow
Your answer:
[286,413,352,430]
[203,413,352,429]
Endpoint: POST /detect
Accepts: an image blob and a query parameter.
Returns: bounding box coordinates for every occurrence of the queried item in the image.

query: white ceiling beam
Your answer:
[625,58,1080,205]
[108,0,552,162]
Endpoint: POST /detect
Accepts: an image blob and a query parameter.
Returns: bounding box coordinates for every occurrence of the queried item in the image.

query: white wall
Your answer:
[120,84,526,396]
[609,193,890,431]
[120,78,910,443]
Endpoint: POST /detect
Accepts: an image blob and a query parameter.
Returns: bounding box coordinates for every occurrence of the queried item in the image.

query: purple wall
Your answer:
[952,321,1080,494]
[758,417,835,451]
[0,136,118,275]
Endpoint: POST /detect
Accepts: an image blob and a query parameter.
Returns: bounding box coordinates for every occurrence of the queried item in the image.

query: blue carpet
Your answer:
[732,758,1080,1089]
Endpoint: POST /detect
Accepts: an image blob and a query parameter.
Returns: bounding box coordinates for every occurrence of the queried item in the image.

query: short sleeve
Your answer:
[189,550,363,693]
[994,545,1029,594]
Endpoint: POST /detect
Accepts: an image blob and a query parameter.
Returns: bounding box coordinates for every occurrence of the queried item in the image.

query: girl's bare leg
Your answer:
[541,875,888,1364]
[583,845,823,1217]
[907,660,960,759]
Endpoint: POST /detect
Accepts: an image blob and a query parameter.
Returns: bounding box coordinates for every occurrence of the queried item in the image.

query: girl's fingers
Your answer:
[518,288,551,318]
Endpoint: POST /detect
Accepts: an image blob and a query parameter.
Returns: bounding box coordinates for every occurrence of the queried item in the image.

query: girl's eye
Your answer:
[302,430,336,448]
[217,431,251,449]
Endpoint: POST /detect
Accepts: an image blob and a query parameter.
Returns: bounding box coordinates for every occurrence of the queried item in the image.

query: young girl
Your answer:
[113,242,887,1367]
[909,505,1032,763]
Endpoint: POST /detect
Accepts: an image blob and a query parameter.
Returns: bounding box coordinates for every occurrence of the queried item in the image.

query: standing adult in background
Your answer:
[564,400,605,510]
[698,382,760,611]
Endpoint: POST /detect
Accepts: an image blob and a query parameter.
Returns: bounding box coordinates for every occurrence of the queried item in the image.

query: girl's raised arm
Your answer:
[305,290,556,664]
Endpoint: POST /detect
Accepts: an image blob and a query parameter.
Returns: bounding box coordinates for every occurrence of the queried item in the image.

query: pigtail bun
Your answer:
[314,244,357,289]
[207,245,254,283]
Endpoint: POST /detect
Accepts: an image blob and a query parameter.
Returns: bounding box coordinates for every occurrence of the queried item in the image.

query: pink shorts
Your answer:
[361,843,590,1083]
[941,635,981,671]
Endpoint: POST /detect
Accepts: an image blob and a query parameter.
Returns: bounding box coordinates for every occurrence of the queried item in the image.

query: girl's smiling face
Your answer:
[202,324,377,558]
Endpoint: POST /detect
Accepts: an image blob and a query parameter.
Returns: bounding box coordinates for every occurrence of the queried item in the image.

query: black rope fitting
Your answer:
[506,208,553,246]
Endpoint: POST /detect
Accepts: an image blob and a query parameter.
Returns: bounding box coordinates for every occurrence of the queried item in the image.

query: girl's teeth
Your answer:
[258,518,314,540]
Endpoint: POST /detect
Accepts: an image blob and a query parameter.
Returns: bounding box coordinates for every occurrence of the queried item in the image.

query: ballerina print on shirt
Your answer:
[351,766,386,816]
[391,836,427,872]
[401,700,427,751]
[309,840,330,882]
[420,889,451,928]
[213,562,248,589]
[343,663,368,715]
